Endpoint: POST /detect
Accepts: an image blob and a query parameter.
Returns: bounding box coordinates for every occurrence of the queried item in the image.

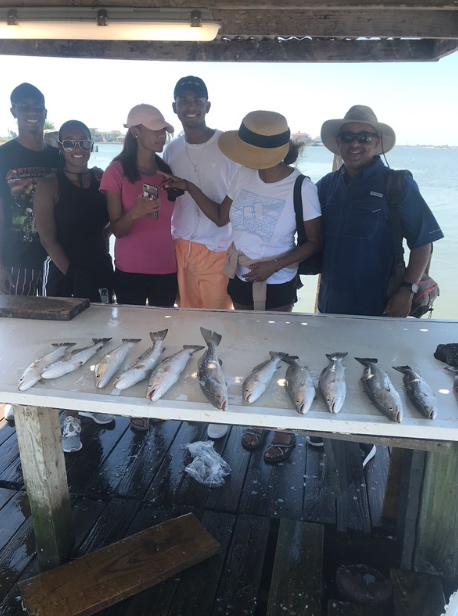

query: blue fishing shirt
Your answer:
[316,157,444,317]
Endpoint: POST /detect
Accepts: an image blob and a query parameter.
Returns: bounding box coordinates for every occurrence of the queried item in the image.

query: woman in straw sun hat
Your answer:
[162,110,323,463]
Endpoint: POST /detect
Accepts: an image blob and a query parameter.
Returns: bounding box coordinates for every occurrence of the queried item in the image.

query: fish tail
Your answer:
[393,365,411,374]
[355,357,378,366]
[52,342,76,348]
[92,338,112,344]
[149,329,168,342]
[281,356,298,366]
[183,345,205,353]
[269,351,290,359]
[200,327,222,347]
[122,338,141,343]
[326,351,348,360]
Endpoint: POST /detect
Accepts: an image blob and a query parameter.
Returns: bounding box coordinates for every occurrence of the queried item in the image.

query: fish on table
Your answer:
[282,356,315,415]
[113,330,168,391]
[243,351,291,404]
[393,365,438,420]
[147,345,204,402]
[95,338,142,389]
[355,357,403,423]
[197,327,228,411]
[18,342,76,391]
[319,352,348,414]
[41,338,112,379]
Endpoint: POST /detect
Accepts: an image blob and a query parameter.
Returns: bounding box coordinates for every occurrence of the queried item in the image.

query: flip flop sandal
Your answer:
[130,417,150,432]
[264,434,296,464]
[241,428,268,452]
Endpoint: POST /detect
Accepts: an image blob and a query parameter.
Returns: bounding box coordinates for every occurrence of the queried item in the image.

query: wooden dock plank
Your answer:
[0,486,17,510]
[303,440,337,525]
[336,443,371,534]
[364,445,390,530]
[267,435,308,520]
[211,513,270,616]
[327,600,385,615]
[143,421,208,507]
[19,513,220,616]
[391,569,445,616]
[267,520,324,616]
[0,492,31,553]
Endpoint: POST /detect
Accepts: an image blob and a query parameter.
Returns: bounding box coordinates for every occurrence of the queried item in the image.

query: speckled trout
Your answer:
[18,342,76,390]
[113,330,167,391]
[393,365,437,420]
[282,356,315,415]
[147,345,204,401]
[355,357,403,423]
[41,338,112,379]
[197,327,228,411]
[319,352,348,414]
[95,338,142,389]
[243,351,290,404]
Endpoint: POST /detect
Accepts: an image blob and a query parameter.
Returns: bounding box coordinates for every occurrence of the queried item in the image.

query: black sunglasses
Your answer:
[14,102,45,113]
[59,139,93,152]
[338,131,379,144]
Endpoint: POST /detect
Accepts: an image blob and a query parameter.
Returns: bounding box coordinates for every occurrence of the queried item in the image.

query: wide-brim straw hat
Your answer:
[321,105,396,155]
[218,110,291,169]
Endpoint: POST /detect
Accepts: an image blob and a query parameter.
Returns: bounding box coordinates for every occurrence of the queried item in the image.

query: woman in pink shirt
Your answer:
[100,104,178,307]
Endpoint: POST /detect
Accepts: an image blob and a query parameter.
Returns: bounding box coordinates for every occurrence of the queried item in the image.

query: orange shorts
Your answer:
[174,238,232,310]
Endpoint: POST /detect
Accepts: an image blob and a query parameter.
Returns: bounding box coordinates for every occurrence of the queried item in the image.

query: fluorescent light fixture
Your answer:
[1,7,220,41]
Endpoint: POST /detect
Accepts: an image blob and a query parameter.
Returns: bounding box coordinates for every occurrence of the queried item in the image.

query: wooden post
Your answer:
[14,405,74,570]
[413,443,458,577]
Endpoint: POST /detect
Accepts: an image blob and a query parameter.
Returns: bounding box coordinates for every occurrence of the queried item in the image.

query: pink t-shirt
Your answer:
[100,160,176,275]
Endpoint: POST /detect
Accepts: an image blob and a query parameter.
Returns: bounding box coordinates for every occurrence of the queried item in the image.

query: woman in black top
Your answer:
[34,120,113,303]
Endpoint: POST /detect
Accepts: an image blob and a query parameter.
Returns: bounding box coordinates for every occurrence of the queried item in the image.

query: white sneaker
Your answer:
[207,424,229,439]
[4,404,14,422]
[62,416,82,453]
[79,411,115,425]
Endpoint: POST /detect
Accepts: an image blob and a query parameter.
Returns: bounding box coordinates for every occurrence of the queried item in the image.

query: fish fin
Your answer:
[92,338,112,344]
[149,329,168,342]
[281,356,298,366]
[183,345,205,354]
[200,327,222,346]
[219,359,223,366]
[52,342,76,348]
[326,351,348,360]
[122,338,141,343]
[355,357,378,366]
[393,365,411,373]
[445,366,458,373]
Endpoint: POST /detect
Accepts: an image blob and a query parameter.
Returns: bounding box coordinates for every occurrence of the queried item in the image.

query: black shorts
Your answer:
[227,274,298,310]
[114,268,178,307]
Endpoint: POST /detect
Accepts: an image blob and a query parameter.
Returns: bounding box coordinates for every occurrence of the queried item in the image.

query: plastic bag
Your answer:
[184,440,231,488]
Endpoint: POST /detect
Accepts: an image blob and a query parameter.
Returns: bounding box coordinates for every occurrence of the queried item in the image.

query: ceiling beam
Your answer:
[0,38,445,63]
[212,9,458,38]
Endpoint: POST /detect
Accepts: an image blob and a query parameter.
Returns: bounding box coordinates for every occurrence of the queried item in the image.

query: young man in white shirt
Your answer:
[163,76,238,310]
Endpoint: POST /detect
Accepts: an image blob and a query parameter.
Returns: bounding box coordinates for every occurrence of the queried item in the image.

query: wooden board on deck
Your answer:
[19,512,220,616]
[0,295,89,321]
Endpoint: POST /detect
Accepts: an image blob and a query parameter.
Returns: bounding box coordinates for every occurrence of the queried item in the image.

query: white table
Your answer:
[1,305,458,571]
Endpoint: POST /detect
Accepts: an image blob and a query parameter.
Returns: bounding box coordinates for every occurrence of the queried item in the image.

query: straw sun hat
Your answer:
[218,110,291,169]
[320,105,396,156]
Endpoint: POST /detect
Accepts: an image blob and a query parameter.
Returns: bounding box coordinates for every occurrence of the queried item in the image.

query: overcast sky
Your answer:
[1,51,458,145]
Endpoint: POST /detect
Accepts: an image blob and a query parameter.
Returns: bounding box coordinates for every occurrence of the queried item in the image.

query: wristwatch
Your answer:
[401,281,419,294]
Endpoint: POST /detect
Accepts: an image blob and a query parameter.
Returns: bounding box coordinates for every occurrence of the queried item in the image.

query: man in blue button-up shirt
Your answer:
[317,105,443,318]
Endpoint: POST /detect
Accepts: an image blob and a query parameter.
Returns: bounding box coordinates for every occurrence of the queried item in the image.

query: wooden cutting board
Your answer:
[0,295,90,321]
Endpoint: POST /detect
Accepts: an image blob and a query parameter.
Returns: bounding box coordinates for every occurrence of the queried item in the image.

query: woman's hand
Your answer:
[131,194,161,220]
[243,260,278,283]
[158,171,189,192]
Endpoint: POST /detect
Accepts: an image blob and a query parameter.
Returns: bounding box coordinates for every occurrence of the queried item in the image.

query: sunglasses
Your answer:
[14,102,45,113]
[338,131,379,144]
[59,140,93,152]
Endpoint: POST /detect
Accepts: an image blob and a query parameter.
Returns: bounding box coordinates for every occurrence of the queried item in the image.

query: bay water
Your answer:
[92,143,458,319]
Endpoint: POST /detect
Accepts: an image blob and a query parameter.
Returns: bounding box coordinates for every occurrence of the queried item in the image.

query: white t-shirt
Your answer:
[163,130,238,252]
[227,167,321,284]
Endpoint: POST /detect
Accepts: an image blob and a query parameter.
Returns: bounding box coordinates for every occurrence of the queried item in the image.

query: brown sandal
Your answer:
[241,428,268,452]
[130,417,150,432]
[264,434,296,464]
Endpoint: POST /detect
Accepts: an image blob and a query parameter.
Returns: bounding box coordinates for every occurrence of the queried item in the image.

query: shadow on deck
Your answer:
[0,412,403,615]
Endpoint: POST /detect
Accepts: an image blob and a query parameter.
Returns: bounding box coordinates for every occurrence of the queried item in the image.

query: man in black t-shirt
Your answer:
[0,83,63,296]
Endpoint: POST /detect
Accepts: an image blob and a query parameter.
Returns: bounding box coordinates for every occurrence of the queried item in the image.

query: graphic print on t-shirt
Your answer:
[231,189,286,243]
[6,166,52,243]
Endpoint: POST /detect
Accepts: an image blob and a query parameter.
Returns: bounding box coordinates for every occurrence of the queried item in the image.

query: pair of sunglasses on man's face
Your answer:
[14,102,45,113]
[59,140,93,152]
[338,131,379,144]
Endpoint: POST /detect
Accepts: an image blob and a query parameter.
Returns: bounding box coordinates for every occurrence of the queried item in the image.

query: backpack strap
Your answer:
[385,169,407,265]
[294,173,306,244]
